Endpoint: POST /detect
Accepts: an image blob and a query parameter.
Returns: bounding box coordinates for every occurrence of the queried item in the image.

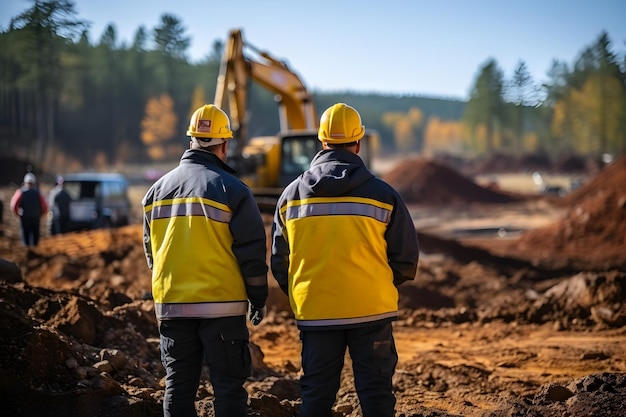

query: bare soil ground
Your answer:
[0,155,625,416]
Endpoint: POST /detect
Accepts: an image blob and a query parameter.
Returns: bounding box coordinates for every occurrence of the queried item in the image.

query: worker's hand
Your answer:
[248,304,266,326]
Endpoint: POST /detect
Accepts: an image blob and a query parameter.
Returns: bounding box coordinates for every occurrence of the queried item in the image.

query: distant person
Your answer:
[142,104,268,417]
[271,103,419,417]
[48,175,72,235]
[10,172,48,247]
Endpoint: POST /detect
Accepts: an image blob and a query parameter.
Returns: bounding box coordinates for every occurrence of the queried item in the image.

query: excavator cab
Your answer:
[227,131,320,212]
[280,132,321,185]
[280,129,379,184]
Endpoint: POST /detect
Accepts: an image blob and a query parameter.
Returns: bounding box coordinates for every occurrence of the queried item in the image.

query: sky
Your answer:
[2,0,625,100]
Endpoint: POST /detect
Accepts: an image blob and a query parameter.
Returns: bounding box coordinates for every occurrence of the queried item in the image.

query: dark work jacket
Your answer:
[271,149,419,330]
[13,188,47,220]
[142,149,268,320]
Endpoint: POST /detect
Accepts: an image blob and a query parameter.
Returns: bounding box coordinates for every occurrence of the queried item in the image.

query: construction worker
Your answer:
[142,104,268,417]
[48,175,72,235]
[10,172,48,247]
[271,103,419,417]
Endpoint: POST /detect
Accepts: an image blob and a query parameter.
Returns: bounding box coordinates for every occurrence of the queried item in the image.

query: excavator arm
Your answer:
[212,29,378,212]
[214,29,317,151]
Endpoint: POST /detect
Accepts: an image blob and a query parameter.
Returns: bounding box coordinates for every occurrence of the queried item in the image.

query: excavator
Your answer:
[213,29,378,212]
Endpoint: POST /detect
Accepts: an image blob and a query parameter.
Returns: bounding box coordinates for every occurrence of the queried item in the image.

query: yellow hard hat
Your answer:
[186,104,233,139]
[318,103,365,144]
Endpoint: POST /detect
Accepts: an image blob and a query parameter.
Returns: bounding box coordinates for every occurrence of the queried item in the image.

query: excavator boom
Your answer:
[214,29,317,143]
[212,28,378,212]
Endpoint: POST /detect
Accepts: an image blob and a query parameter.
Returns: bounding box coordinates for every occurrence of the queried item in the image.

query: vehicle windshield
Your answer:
[63,178,128,202]
[281,134,321,177]
[64,181,99,200]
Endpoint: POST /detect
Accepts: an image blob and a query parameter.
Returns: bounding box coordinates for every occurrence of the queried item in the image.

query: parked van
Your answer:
[62,173,131,231]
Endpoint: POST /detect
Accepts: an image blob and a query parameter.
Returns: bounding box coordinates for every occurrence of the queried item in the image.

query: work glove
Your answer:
[248,304,266,326]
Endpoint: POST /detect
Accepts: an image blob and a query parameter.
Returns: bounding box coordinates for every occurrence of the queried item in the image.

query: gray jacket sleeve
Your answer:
[385,193,419,287]
[229,187,269,308]
[270,199,290,296]
[141,190,154,271]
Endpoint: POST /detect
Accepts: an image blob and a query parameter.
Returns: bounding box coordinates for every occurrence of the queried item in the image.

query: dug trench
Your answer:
[0,155,625,416]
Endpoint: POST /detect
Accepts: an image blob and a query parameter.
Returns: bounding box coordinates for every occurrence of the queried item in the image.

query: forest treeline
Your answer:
[1,1,625,174]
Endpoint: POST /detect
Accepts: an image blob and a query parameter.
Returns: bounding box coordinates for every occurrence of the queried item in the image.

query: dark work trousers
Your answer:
[51,215,70,235]
[20,216,40,246]
[299,321,398,417]
[158,315,251,417]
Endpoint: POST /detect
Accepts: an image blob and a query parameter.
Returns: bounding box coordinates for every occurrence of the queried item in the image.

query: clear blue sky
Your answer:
[2,0,625,100]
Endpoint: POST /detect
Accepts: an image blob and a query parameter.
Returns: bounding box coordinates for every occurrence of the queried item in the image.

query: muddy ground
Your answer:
[0,155,625,416]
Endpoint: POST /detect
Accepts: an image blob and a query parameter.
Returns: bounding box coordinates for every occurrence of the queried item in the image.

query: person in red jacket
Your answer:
[10,172,48,247]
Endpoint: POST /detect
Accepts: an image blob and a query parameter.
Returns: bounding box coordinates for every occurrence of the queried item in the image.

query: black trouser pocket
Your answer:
[219,320,251,379]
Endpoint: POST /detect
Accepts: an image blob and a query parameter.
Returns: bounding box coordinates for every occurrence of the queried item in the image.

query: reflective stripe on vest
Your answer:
[283,196,392,223]
[145,196,232,223]
[155,301,247,319]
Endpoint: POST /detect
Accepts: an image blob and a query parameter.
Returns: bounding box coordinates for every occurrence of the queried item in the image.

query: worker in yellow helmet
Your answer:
[271,103,419,417]
[142,104,268,417]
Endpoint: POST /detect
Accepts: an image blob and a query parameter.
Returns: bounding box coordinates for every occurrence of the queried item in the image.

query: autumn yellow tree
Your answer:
[580,74,624,153]
[549,32,626,155]
[552,73,625,154]
[382,107,424,151]
[141,94,180,161]
[423,117,468,154]
[189,85,206,117]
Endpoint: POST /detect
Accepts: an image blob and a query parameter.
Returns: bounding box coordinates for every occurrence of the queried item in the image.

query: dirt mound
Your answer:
[398,250,626,328]
[10,226,152,308]
[561,154,626,207]
[0,279,162,416]
[475,155,626,270]
[487,373,626,416]
[382,157,520,205]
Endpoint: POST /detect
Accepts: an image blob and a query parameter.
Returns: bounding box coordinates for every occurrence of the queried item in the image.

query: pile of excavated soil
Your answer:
[1,154,625,416]
[471,155,626,271]
[382,157,522,205]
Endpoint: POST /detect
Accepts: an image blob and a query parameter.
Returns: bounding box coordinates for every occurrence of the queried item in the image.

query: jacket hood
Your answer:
[180,148,236,175]
[301,149,374,196]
